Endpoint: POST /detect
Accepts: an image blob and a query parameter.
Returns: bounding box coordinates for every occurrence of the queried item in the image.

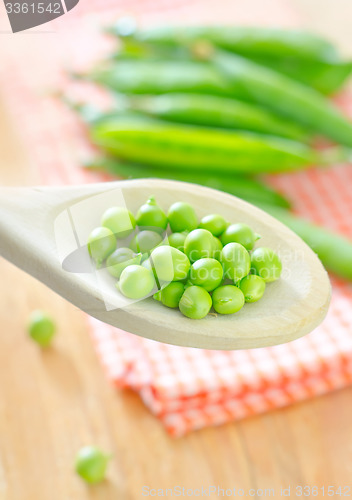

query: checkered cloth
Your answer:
[1,0,352,436]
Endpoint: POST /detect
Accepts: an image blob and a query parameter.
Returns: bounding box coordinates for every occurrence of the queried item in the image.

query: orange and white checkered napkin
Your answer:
[1,0,352,436]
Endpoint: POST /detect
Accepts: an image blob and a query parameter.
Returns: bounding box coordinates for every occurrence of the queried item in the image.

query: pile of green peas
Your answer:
[87,196,282,320]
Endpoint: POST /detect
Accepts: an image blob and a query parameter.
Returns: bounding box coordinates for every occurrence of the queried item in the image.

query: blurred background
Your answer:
[1,1,352,499]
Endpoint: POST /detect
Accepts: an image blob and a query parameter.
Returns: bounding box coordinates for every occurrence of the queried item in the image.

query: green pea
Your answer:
[167,231,188,252]
[221,223,259,251]
[221,242,251,282]
[239,275,266,303]
[75,446,111,484]
[189,258,223,291]
[27,310,56,347]
[184,228,215,263]
[251,247,282,282]
[101,206,136,238]
[199,214,227,236]
[212,236,223,260]
[153,281,185,308]
[212,285,245,315]
[167,201,198,232]
[136,195,168,231]
[179,286,212,319]
[119,264,155,299]
[88,227,116,268]
[150,246,190,282]
[129,230,163,253]
[106,247,141,278]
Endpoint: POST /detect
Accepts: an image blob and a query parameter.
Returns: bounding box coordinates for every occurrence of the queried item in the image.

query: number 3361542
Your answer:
[5,3,62,14]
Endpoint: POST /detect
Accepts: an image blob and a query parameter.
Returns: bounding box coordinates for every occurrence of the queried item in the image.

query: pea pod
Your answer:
[85,157,292,209]
[110,24,337,61]
[248,55,352,95]
[215,50,352,147]
[87,60,233,96]
[90,115,324,174]
[258,203,352,281]
[110,24,352,93]
[128,93,310,142]
[85,57,352,146]
[109,46,352,95]
[73,98,308,142]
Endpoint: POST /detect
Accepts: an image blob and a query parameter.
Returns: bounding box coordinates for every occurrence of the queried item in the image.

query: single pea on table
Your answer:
[87,196,282,320]
[75,446,111,484]
[27,310,56,347]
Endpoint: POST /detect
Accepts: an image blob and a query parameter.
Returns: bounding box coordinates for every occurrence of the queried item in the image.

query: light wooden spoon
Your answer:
[0,179,331,350]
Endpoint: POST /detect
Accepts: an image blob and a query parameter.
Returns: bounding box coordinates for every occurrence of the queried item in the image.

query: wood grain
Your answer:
[1,2,352,498]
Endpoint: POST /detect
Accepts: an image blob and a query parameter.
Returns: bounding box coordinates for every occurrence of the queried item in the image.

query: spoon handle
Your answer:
[0,187,49,274]
[0,184,124,316]
[0,187,89,309]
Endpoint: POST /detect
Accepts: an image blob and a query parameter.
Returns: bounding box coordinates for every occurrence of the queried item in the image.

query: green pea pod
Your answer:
[109,47,352,96]
[87,60,233,96]
[258,203,352,282]
[109,25,352,94]
[90,115,325,174]
[128,93,310,142]
[110,24,338,61]
[72,98,309,143]
[108,45,352,96]
[84,156,291,209]
[84,57,352,146]
[215,50,352,147]
[248,55,352,95]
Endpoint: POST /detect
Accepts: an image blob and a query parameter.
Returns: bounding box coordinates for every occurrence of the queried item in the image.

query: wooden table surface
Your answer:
[1,2,352,499]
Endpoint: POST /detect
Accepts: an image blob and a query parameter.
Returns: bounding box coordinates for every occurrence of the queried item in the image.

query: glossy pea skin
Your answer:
[118,264,155,299]
[179,286,212,319]
[221,223,258,251]
[101,206,136,238]
[129,230,163,253]
[106,247,141,278]
[88,227,116,267]
[150,246,190,282]
[136,195,168,231]
[75,446,111,484]
[189,258,223,291]
[184,229,215,263]
[167,201,198,232]
[27,310,56,347]
[212,236,223,260]
[212,285,245,314]
[251,247,282,282]
[154,281,185,308]
[167,231,188,252]
[221,242,251,282]
[198,214,227,236]
[239,274,266,302]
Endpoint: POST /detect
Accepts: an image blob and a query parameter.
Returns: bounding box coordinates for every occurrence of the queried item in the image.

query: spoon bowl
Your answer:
[0,179,331,350]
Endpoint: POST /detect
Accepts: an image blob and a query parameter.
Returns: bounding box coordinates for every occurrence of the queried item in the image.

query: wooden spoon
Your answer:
[0,179,331,350]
